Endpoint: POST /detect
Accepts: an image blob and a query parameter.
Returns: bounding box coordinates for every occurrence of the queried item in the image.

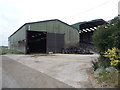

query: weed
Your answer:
[91,59,99,71]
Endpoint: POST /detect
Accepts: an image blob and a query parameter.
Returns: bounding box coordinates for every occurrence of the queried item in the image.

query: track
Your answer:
[2,56,72,88]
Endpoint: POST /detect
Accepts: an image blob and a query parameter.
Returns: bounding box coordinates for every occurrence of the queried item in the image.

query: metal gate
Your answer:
[46,33,64,53]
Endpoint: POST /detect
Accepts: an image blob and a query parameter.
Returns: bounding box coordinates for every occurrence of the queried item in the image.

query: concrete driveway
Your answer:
[2,56,72,88]
[4,54,99,88]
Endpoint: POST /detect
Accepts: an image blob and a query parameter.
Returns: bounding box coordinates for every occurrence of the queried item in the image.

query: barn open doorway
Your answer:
[26,31,47,54]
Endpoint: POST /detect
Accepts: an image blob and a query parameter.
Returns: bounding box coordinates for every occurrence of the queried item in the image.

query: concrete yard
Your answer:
[2,56,71,88]
[3,54,99,88]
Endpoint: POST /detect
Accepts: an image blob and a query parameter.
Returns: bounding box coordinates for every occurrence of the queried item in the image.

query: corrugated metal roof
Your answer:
[72,19,106,29]
[9,19,78,39]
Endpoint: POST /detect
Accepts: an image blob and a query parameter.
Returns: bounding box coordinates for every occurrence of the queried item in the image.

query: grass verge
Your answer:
[0,46,24,55]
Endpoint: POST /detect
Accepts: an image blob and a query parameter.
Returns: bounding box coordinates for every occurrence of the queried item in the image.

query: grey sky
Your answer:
[118,1,120,15]
[0,0,119,46]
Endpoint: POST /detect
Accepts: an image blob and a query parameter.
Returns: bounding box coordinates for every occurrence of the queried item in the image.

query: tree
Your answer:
[92,17,120,52]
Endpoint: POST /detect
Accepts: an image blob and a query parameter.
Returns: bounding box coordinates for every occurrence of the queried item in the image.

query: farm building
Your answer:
[8,19,79,54]
[72,19,106,44]
[72,19,106,53]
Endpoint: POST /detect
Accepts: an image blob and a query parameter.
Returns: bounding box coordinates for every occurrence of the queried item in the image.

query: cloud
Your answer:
[0,0,23,46]
[0,0,119,46]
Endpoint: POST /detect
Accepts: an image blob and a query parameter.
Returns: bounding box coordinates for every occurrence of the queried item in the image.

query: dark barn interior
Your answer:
[26,31,64,54]
[79,19,106,44]
[27,31,47,54]
[80,32,94,44]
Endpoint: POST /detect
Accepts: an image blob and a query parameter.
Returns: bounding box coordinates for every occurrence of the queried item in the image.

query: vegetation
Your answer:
[91,17,120,87]
[93,66,119,87]
[92,17,120,52]
[104,48,120,70]
[0,46,24,55]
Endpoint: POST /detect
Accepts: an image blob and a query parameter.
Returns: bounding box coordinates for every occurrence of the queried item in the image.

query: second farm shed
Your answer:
[8,19,79,54]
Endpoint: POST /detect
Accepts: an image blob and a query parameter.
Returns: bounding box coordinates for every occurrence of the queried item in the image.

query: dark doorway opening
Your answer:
[27,31,47,54]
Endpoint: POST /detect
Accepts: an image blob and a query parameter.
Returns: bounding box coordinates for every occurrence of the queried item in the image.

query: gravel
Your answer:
[5,54,99,88]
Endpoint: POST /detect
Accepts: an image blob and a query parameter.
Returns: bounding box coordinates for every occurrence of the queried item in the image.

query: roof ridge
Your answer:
[26,19,59,24]
[72,19,105,25]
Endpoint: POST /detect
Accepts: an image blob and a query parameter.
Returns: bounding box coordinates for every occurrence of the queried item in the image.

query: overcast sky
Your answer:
[0,0,119,46]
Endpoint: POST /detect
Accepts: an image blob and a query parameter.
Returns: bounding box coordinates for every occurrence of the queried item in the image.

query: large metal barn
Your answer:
[8,19,79,54]
[72,19,106,44]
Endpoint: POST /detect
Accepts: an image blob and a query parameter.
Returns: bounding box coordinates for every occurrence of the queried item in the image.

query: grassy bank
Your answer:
[0,46,24,55]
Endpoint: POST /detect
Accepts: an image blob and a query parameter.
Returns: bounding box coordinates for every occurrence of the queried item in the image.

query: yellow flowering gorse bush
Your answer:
[104,48,120,66]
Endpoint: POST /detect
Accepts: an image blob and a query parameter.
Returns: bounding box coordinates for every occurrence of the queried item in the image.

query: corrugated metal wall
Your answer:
[8,25,27,53]
[47,33,64,53]
[28,20,79,48]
